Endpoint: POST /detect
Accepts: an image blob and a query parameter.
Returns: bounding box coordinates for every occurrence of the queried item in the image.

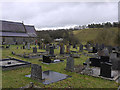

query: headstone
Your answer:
[107,46,113,53]
[92,47,97,53]
[100,62,112,78]
[90,58,101,67]
[100,56,109,62]
[49,46,54,56]
[65,55,74,71]
[102,48,109,56]
[110,52,117,60]
[38,42,40,49]
[66,45,70,54]
[46,44,49,52]
[79,44,83,52]
[82,58,93,75]
[33,47,37,53]
[43,55,51,63]
[60,43,64,54]
[23,45,25,49]
[31,64,42,81]
[27,43,30,50]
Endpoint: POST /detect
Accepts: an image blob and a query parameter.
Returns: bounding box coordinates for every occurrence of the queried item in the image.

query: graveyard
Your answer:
[1,42,119,88]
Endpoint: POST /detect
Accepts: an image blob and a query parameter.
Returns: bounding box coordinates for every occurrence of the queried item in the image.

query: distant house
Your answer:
[54,38,63,42]
[0,20,37,44]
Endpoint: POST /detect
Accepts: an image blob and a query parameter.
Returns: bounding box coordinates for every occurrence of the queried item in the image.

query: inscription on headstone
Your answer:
[31,64,42,81]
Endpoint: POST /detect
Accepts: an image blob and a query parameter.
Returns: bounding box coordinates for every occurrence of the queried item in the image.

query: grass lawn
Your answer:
[1,45,118,88]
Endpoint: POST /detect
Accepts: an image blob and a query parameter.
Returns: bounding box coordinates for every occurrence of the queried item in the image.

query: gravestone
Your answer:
[90,58,101,67]
[38,42,40,49]
[92,47,97,53]
[79,44,83,52]
[27,43,30,50]
[43,55,51,63]
[103,48,109,56]
[107,46,113,53]
[97,49,104,56]
[31,64,42,81]
[82,59,93,75]
[33,47,37,53]
[65,55,74,71]
[23,45,25,49]
[49,46,54,56]
[60,43,64,54]
[110,52,117,60]
[87,43,91,51]
[46,44,49,52]
[100,62,112,78]
[66,45,70,54]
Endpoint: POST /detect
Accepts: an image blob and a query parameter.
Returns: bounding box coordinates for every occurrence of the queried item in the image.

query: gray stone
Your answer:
[31,64,42,81]
[33,47,37,53]
[65,56,74,71]
[103,48,109,56]
[49,46,54,55]
[79,44,83,52]
[27,43,30,50]
[46,44,49,51]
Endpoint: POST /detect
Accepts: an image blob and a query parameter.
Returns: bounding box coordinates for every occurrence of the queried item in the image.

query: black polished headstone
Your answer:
[100,62,112,78]
[43,55,51,63]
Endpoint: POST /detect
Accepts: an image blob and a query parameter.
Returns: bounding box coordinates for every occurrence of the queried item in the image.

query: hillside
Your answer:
[73,27,119,46]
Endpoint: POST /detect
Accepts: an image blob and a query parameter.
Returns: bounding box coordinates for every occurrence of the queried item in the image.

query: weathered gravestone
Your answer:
[100,62,112,78]
[79,44,83,52]
[31,64,42,82]
[107,46,113,53]
[65,55,74,71]
[49,46,54,56]
[33,47,37,53]
[82,59,93,75]
[66,44,70,54]
[27,43,30,50]
[102,48,109,56]
[46,44,49,52]
[60,43,64,54]
[110,52,120,70]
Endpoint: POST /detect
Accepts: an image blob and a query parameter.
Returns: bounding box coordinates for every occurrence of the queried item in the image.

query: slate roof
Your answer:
[25,25,37,37]
[0,20,26,33]
[0,20,37,37]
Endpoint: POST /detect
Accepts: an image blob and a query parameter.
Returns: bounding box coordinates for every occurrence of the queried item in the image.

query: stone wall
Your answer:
[1,37,37,45]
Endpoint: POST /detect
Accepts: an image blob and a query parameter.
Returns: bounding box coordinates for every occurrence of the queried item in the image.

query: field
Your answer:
[73,27,118,46]
[1,45,118,88]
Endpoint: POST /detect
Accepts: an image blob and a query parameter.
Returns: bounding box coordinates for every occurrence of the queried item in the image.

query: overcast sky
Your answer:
[1,2,118,30]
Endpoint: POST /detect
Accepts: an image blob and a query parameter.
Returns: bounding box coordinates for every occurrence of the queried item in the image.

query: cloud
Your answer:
[1,2,118,30]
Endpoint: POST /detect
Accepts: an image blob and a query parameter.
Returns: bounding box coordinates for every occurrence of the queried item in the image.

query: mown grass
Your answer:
[2,45,118,88]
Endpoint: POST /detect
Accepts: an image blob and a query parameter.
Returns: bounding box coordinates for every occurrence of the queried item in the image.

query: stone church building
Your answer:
[0,20,38,44]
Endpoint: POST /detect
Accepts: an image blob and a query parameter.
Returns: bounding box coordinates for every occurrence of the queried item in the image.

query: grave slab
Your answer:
[0,58,31,70]
[25,70,71,85]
